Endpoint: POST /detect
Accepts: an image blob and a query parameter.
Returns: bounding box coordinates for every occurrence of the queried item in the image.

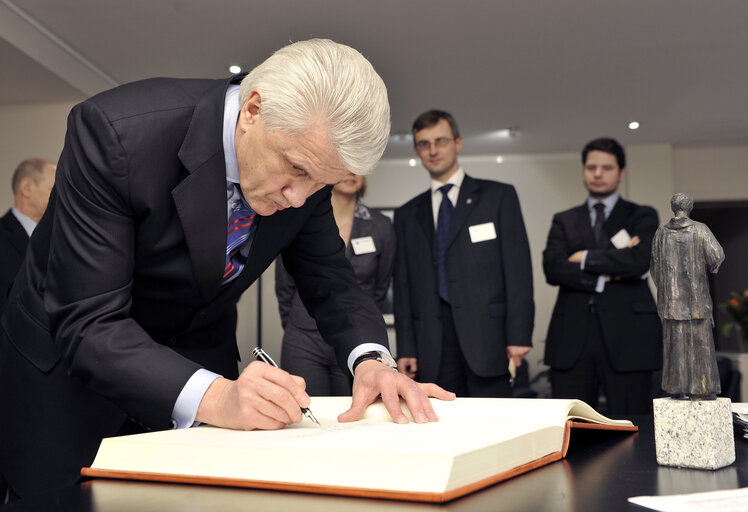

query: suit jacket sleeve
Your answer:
[46,100,201,429]
[280,192,388,372]
[274,256,296,329]
[542,212,599,292]
[499,185,534,347]
[584,205,659,279]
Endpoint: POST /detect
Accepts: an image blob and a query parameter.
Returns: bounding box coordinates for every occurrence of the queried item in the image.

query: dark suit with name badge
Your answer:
[543,198,662,414]
[394,175,534,395]
[0,76,386,496]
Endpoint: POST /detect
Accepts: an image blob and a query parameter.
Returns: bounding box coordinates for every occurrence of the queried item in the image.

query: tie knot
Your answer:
[594,202,605,216]
[439,184,454,196]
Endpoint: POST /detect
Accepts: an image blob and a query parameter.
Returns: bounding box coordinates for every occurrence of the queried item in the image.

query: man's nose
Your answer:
[282,181,317,208]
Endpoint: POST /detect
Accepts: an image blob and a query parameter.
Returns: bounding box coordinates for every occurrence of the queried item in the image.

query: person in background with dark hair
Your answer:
[393,109,534,397]
[543,137,662,416]
[0,158,56,313]
[276,173,395,395]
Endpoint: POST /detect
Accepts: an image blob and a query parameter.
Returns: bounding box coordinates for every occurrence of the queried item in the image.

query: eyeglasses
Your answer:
[414,137,454,151]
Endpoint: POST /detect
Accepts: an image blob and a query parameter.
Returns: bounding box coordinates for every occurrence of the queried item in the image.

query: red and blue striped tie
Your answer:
[222,200,256,286]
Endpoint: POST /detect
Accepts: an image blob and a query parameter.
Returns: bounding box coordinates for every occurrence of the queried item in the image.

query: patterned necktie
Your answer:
[593,202,606,248]
[222,198,256,286]
[436,184,454,302]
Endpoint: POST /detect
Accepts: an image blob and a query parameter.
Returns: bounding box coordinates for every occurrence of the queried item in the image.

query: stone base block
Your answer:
[653,397,735,470]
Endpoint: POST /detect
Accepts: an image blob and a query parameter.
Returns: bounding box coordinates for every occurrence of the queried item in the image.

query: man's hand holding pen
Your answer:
[195,355,455,431]
[195,361,311,431]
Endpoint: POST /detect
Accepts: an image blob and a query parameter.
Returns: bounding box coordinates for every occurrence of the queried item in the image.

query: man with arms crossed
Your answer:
[0,40,452,500]
[543,137,661,415]
[394,110,534,397]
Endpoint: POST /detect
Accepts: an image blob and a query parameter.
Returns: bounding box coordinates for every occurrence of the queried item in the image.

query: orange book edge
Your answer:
[81,419,638,504]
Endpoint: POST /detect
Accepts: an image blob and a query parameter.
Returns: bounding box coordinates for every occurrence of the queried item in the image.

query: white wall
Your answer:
[0,101,77,207]
[3,102,748,380]
[673,145,748,201]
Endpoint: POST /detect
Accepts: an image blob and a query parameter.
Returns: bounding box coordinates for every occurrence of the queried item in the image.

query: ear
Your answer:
[237,89,262,131]
[454,136,463,154]
[18,177,34,198]
[619,168,626,183]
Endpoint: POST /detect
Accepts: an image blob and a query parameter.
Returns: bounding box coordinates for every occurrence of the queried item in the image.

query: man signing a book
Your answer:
[0,39,454,500]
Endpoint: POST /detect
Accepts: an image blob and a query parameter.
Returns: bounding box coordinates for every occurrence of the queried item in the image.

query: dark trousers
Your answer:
[436,300,512,398]
[550,304,652,416]
[280,325,351,396]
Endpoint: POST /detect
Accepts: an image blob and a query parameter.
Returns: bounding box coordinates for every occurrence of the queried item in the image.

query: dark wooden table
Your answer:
[6,415,747,511]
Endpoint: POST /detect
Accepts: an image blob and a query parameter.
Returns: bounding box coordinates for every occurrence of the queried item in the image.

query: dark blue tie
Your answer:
[436,184,454,302]
[222,198,256,286]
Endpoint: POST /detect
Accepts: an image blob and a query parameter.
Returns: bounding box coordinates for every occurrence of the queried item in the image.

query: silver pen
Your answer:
[251,347,320,425]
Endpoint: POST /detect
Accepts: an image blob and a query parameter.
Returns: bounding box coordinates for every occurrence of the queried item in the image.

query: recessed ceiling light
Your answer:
[496,156,504,164]
[408,159,417,167]
[229,65,242,74]
[628,121,640,130]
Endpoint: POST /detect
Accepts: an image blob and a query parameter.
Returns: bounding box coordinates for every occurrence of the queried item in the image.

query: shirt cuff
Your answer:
[595,275,606,293]
[347,343,391,375]
[171,368,222,429]
[580,250,589,270]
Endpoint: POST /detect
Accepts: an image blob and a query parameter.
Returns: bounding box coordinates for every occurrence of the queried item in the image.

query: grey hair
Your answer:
[239,39,390,175]
[11,158,53,194]
[671,192,694,215]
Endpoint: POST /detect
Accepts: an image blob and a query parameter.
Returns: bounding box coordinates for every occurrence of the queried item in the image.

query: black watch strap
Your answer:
[352,351,381,374]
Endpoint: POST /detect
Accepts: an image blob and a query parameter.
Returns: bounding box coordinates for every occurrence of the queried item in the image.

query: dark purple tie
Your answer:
[436,184,454,302]
[222,199,256,286]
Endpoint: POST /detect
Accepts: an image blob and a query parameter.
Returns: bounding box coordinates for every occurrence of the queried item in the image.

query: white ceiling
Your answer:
[2,0,748,159]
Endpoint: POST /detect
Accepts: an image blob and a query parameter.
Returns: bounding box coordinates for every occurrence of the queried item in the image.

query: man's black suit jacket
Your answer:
[0,209,28,313]
[0,77,386,495]
[393,176,534,383]
[542,198,662,372]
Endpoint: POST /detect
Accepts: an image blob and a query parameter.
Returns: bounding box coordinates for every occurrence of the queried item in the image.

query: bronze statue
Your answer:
[651,193,725,400]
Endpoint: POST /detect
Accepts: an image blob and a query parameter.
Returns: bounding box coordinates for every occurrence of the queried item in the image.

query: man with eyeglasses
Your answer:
[393,110,534,397]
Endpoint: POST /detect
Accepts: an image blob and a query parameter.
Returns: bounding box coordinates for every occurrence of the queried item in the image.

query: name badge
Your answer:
[351,236,376,255]
[469,222,497,243]
[610,228,631,249]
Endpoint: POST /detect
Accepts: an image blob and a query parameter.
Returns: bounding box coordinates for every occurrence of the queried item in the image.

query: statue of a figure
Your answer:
[651,193,725,400]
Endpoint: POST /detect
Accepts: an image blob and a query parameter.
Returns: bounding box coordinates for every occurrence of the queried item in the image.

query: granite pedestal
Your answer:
[653,397,735,470]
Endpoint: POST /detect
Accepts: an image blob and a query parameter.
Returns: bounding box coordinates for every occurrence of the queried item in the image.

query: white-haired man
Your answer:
[0,39,453,500]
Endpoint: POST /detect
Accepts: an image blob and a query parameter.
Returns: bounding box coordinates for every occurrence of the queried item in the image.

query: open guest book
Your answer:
[82,397,637,503]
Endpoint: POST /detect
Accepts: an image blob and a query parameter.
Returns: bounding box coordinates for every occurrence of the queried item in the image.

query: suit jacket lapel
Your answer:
[574,203,597,249]
[173,78,232,302]
[2,211,29,259]
[446,175,478,248]
[414,191,434,244]
[603,198,631,241]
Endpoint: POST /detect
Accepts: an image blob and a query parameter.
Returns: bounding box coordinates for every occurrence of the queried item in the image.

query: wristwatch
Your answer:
[352,350,398,374]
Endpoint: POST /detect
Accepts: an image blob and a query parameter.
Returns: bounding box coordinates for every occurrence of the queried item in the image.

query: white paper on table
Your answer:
[628,487,748,512]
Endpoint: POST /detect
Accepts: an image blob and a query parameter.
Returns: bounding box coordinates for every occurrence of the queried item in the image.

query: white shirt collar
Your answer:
[430,167,465,195]
[587,192,620,221]
[11,207,36,237]
[223,85,241,187]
